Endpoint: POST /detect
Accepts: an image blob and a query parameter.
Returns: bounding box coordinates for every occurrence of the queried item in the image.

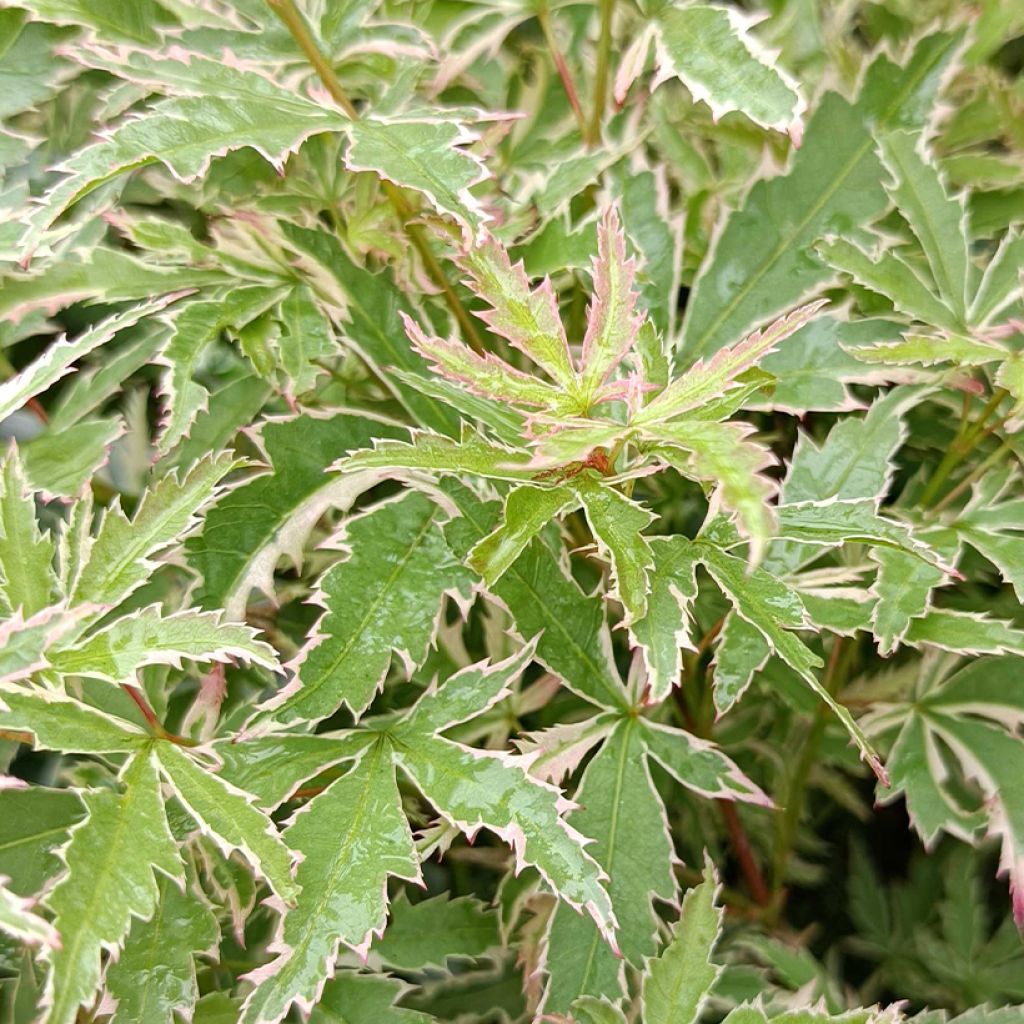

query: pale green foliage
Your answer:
[649,4,803,133]
[0,2,1022,1022]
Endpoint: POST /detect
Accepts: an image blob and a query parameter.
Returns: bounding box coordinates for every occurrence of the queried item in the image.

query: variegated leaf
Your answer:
[43,750,183,1024]
[253,490,473,726]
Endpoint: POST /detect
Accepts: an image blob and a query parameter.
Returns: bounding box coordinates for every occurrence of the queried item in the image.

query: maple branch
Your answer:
[719,800,771,906]
[587,0,615,146]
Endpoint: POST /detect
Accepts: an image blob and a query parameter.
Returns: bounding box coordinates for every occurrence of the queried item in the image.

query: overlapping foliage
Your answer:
[0,0,1023,1021]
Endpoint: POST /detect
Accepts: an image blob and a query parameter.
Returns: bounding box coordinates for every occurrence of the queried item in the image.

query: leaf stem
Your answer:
[536,4,588,137]
[123,685,197,747]
[587,0,615,147]
[672,631,771,906]
[266,0,358,115]
[264,0,486,355]
[0,728,33,745]
[919,388,1007,507]
[719,800,771,906]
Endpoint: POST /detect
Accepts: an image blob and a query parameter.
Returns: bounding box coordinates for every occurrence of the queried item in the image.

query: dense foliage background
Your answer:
[0,0,1023,1021]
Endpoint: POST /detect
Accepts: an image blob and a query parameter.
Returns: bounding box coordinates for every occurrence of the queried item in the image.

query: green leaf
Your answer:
[652,4,803,132]
[443,482,627,711]
[844,332,1006,367]
[0,608,64,683]
[159,288,283,452]
[39,325,163,430]
[372,892,499,969]
[772,499,950,572]
[870,547,947,656]
[958,492,1024,602]
[879,657,1024,925]
[71,452,237,609]
[337,432,536,484]
[0,13,71,122]
[571,996,629,1024]
[212,734,363,811]
[469,483,579,586]
[639,721,771,805]
[768,387,923,575]
[12,0,175,45]
[309,972,435,1024]
[640,860,723,1024]
[630,536,699,702]
[883,714,982,848]
[754,316,897,414]
[543,720,672,1010]
[678,32,960,361]
[389,370,526,444]
[240,742,419,1024]
[398,640,538,739]
[543,713,767,1012]
[878,130,970,320]
[711,612,770,714]
[21,94,347,253]
[460,236,576,390]
[0,685,150,753]
[969,228,1024,326]
[392,659,616,948]
[528,420,630,469]
[0,248,226,322]
[0,879,58,948]
[695,541,886,781]
[778,387,919,505]
[49,606,278,683]
[642,301,827,424]
[20,418,123,499]
[187,413,405,617]
[345,118,488,239]
[43,750,183,1024]
[277,283,334,397]
[815,238,962,332]
[106,875,219,1024]
[0,299,175,425]
[406,315,565,409]
[576,475,655,625]
[0,789,85,896]
[278,223,460,435]
[650,420,776,562]
[995,355,1024,424]
[722,1010,876,1024]
[903,609,1024,656]
[255,490,473,726]
[153,741,298,904]
[0,449,56,618]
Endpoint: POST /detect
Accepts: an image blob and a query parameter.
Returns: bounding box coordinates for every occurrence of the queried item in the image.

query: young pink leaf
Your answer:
[460,237,576,389]
[403,313,563,409]
[579,208,644,401]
